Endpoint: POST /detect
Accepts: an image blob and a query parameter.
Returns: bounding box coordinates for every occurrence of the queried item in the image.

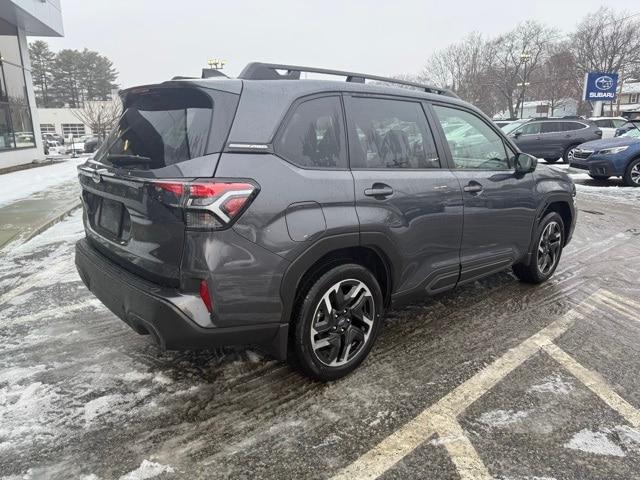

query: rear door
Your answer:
[429,103,538,283]
[345,94,463,295]
[539,121,565,159]
[78,85,240,285]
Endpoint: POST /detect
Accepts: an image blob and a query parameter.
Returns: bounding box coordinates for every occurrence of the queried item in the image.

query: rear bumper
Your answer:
[75,239,287,359]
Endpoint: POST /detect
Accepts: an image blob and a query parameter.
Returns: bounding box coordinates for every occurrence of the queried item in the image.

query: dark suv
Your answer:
[503,118,602,163]
[75,63,577,380]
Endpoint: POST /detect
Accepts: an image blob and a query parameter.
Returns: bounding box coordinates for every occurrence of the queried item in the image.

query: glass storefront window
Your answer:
[0,24,37,151]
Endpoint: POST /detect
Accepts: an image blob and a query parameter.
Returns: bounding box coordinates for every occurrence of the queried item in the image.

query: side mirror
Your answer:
[512,131,522,138]
[514,153,537,174]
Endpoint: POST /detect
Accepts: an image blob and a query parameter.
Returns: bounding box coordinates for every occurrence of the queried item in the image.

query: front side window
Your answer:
[276,96,346,169]
[595,119,613,128]
[518,122,541,135]
[348,97,439,169]
[433,105,510,170]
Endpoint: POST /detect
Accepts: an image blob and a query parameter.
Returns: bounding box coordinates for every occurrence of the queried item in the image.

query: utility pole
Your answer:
[519,52,531,119]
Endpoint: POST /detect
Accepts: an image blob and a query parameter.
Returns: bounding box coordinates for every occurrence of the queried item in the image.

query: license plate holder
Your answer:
[98,198,123,237]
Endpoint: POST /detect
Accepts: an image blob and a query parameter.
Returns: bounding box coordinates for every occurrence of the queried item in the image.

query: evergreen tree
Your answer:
[28,41,55,107]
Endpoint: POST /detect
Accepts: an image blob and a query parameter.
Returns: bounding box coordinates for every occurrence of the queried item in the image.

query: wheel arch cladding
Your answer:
[282,243,393,325]
[543,201,572,245]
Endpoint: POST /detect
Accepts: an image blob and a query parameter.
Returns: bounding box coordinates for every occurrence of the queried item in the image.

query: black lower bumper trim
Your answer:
[75,239,288,359]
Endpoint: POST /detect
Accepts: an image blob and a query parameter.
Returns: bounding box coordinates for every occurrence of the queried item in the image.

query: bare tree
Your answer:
[529,44,582,116]
[72,98,122,140]
[422,33,502,115]
[486,21,557,118]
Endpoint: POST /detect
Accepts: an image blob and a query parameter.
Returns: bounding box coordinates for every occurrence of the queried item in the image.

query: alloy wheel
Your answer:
[310,279,375,367]
[567,148,576,162]
[537,221,562,275]
[631,163,640,185]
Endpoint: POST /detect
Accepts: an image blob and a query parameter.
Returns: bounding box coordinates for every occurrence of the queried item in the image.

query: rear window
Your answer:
[562,122,586,132]
[95,87,236,170]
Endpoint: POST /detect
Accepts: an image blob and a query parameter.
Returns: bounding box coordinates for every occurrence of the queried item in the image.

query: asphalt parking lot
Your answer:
[1,172,640,479]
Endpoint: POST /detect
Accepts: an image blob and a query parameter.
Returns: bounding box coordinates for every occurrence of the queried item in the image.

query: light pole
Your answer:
[519,52,531,119]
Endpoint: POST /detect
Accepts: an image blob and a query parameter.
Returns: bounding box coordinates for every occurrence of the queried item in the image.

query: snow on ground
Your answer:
[0,157,87,208]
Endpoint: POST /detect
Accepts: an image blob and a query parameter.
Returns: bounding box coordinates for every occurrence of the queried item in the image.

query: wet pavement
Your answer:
[1,185,639,479]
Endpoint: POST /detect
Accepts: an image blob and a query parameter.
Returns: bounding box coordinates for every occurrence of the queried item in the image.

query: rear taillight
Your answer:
[151,179,258,230]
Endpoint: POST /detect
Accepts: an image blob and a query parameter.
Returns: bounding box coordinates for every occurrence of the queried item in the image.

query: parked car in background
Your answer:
[614,119,640,137]
[83,135,101,153]
[503,118,602,163]
[571,128,640,186]
[494,119,518,129]
[75,62,577,381]
[65,138,86,155]
[589,117,627,138]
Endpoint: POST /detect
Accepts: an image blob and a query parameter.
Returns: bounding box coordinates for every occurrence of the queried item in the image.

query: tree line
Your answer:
[411,8,640,118]
[29,41,118,108]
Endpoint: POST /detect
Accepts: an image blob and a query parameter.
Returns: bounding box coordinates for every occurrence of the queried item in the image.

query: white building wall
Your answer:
[38,108,94,137]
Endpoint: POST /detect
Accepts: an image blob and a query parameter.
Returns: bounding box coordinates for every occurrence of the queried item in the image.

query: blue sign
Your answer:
[584,72,619,101]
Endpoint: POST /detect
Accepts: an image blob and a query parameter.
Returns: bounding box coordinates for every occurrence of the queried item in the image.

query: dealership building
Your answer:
[0,0,63,170]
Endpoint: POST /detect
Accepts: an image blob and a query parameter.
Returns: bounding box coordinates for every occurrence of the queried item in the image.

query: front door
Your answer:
[430,104,538,284]
[345,94,463,296]
[511,121,542,157]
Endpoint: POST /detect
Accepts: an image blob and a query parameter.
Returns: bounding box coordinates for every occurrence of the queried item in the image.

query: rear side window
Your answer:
[347,97,439,169]
[563,122,586,132]
[275,96,347,169]
[541,122,563,134]
[96,88,236,170]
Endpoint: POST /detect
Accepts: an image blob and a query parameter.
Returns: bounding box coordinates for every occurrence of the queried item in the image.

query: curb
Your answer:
[9,200,82,249]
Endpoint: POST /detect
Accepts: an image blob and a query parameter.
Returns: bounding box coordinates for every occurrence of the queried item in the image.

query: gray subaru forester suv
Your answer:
[75,63,577,381]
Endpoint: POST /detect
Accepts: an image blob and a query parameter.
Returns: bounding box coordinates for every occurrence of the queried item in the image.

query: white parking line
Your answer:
[330,295,599,480]
[433,418,492,480]
[543,343,640,428]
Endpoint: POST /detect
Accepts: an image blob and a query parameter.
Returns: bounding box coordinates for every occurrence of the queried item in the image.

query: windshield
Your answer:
[95,88,213,169]
[621,128,640,138]
[502,121,527,134]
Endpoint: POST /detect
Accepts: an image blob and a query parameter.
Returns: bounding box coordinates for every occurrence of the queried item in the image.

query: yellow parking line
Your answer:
[543,343,640,428]
[433,417,492,480]
[330,294,599,480]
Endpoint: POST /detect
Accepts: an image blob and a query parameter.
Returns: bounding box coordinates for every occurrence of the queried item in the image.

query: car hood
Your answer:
[578,137,640,150]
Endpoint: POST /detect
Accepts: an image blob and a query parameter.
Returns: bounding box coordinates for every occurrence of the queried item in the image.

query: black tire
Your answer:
[588,174,610,181]
[513,212,565,284]
[622,157,640,187]
[544,158,559,164]
[562,144,580,164]
[290,263,383,381]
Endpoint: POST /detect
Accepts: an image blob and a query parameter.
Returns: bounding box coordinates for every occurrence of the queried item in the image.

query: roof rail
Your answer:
[238,62,458,98]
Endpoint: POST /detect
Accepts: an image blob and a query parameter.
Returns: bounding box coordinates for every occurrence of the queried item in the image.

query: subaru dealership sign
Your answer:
[583,72,619,101]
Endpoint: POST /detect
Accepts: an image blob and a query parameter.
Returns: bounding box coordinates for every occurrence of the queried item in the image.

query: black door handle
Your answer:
[463,182,483,194]
[364,184,394,198]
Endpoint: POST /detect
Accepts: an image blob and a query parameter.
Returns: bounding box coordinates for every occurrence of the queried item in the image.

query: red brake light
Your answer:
[153,182,185,195]
[149,179,258,230]
[199,280,213,313]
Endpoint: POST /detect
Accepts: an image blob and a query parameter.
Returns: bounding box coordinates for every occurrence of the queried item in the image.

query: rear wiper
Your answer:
[107,154,153,166]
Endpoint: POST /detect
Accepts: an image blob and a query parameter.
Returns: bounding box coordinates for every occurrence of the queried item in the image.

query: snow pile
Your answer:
[0,158,86,208]
[527,374,574,395]
[118,460,175,480]
[564,428,625,457]
[477,409,529,428]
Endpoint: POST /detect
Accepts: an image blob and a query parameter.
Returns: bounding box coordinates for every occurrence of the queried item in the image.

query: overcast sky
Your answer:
[34,0,639,89]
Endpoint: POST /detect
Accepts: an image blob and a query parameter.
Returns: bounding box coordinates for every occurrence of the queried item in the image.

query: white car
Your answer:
[589,117,628,138]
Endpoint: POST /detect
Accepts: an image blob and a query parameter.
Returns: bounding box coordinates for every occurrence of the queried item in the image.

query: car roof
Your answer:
[121,76,486,144]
